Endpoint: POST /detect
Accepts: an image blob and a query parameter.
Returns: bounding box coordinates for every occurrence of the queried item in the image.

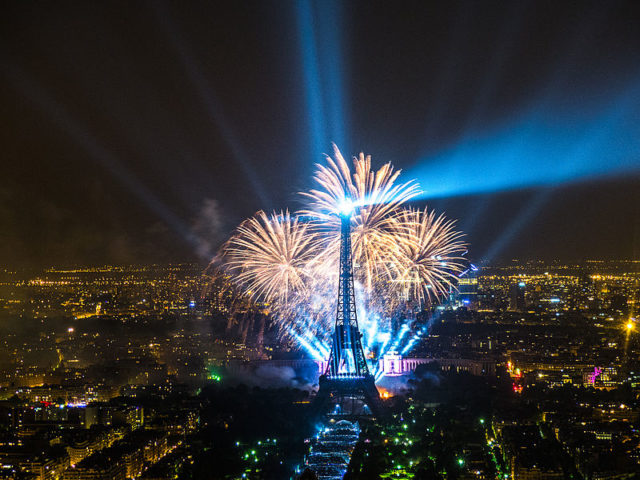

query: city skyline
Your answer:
[1,2,640,479]
[0,260,638,478]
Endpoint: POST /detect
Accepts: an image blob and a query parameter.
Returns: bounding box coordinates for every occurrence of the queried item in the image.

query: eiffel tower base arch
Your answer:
[314,373,383,419]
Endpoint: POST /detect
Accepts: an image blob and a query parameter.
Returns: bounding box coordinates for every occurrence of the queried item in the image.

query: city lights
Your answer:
[2,1,639,479]
[2,260,637,478]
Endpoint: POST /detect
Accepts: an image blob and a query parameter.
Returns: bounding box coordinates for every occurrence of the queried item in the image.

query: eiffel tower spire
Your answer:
[326,207,369,377]
[315,200,382,417]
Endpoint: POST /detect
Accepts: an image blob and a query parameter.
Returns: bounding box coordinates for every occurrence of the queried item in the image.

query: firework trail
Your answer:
[220,145,466,356]
[300,144,421,291]
[390,207,467,305]
[223,210,320,308]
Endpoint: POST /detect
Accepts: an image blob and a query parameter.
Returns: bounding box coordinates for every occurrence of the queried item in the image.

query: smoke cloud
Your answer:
[191,198,225,260]
[224,363,319,391]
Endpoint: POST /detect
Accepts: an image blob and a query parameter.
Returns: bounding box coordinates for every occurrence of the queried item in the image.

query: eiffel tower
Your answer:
[315,201,383,417]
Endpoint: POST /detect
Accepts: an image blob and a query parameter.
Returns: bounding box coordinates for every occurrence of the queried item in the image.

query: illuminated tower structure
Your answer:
[315,202,382,417]
[509,282,526,312]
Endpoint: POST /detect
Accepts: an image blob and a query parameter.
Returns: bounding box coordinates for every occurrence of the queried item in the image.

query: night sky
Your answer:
[2,0,639,268]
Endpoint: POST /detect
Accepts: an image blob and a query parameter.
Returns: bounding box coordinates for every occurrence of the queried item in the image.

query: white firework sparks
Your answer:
[390,207,467,304]
[300,144,422,290]
[219,146,466,351]
[222,210,319,307]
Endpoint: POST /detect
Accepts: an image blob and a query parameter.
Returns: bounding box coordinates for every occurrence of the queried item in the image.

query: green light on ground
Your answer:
[457,458,465,466]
